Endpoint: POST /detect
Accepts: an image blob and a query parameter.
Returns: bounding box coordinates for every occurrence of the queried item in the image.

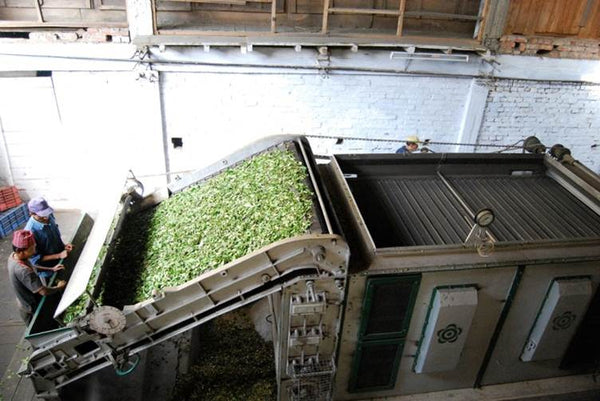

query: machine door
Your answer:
[393,267,516,395]
[348,275,420,392]
[335,267,517,399]
[481,262,600,385]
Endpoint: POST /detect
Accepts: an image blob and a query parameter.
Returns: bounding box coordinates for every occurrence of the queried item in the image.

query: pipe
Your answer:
[550,144,600,192]
[0,114,14,186]
[437,171,475,219]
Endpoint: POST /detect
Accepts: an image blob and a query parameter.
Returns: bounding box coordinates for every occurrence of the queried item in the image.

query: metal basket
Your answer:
[288,359,335,401]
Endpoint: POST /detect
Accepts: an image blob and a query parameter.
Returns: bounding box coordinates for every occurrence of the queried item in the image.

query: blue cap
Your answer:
[28,197,54,217]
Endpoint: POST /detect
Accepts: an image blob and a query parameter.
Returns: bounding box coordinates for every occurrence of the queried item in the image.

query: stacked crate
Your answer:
[0,186,28,238]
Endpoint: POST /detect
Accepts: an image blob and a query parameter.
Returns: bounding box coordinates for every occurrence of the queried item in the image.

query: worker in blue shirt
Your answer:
[24,197,73,284]
[396,135,420,154]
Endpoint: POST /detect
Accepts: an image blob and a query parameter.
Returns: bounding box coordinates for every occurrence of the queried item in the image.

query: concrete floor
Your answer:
[0,210,82,401]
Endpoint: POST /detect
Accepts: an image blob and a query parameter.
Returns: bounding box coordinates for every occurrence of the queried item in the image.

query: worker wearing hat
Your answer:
[24,197,73,283]
[396,135,420,154]
[7,230,67,324]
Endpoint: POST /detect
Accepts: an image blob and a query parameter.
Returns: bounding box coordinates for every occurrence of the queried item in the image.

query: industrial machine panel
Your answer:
[335,267,515,399]
[414,286,478,373]
[482,263,600,386]
[521,277,592,362]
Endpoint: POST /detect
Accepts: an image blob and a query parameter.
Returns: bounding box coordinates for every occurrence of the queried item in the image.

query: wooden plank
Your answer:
[287,0,297,17]
[185,0,248,5]
[157,10,272,30]
[0,20,127,28]
[396,0,405,36]
[270,0,276,32]
[169,0,271,3]
[147,31,485,50]
[96,0,126,10]
[321,0,330,33]
[579,0,596,27]
[404,11,480,21]
[77,8,127,23]
[5,0,90,7]
[33,0,44,22]
[520,0,535,35]
[503,0,597,36]
[328,7,400,16]
[156,1,192,10]
[475,0,490,42]
[504,0,538,35]
[536,0,585,35]
[151,0,158,34]
[0,8,44,21]
[578,0,600,38]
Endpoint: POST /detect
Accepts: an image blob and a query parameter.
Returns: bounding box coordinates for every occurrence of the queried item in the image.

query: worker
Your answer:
[396,135,420,154]
[24,197,73,284]
[7,230,66,324]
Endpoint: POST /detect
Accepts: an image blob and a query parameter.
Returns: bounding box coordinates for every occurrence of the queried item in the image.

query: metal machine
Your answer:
[19,136,600,400]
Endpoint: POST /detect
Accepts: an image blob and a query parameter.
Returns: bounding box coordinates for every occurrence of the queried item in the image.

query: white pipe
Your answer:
[0,114,15,186]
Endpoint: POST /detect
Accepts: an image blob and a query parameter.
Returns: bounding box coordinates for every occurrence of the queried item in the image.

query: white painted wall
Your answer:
[160,72,471,169]
[0,70,599,214]
[161,72,599,172]
[0,73,167,213]
[0,77,64,198]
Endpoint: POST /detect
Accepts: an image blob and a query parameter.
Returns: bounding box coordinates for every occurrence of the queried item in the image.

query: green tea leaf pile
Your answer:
[169,308,275,401]
[99,149,314,309]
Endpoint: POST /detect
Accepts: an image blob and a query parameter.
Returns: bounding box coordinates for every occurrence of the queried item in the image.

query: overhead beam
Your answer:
[126,0,155,39]
[482,0,511,48]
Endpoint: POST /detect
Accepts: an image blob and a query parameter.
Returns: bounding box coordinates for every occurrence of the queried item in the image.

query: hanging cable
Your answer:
[495,139,526,153]
[304,134,526,150]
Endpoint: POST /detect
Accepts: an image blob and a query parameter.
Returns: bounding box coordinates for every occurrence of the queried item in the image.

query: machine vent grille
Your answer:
[348,175,600,247]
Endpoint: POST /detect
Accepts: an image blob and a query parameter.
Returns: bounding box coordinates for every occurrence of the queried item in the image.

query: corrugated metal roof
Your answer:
[348,175,600,248]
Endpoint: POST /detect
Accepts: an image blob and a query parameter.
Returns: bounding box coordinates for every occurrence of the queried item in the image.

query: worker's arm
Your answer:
[37,280,67,297]
[34,264,65,272]
[40,250,68,262]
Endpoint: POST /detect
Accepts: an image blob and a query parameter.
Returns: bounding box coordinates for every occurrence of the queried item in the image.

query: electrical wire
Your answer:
[304,134,525,150]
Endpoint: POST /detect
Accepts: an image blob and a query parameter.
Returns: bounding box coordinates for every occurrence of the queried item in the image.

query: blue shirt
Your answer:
[24,214,65,269]
[396,145,410,154]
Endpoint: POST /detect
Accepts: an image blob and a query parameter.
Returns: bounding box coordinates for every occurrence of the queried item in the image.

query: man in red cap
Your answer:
[7,230,67,324]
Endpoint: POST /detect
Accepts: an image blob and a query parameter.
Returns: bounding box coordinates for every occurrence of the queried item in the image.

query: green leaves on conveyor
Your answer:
[78,148,313,312]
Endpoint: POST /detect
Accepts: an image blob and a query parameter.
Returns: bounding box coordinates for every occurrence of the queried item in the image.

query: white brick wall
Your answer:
[161,72,471,170]
[1,72,599,212]
[479,79,600,172]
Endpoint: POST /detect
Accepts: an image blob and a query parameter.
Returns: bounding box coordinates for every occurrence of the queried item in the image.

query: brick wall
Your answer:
[162,72,599,173]
[478,79,600,172]
[1,72,599,210]
[161,72,471,170]
[500,35,600,60]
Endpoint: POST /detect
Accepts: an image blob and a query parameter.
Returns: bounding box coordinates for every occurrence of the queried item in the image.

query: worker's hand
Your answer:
[65,243,73,252]
[58,250,68,259]
[56,280,67,290]
[52,264,65,272]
